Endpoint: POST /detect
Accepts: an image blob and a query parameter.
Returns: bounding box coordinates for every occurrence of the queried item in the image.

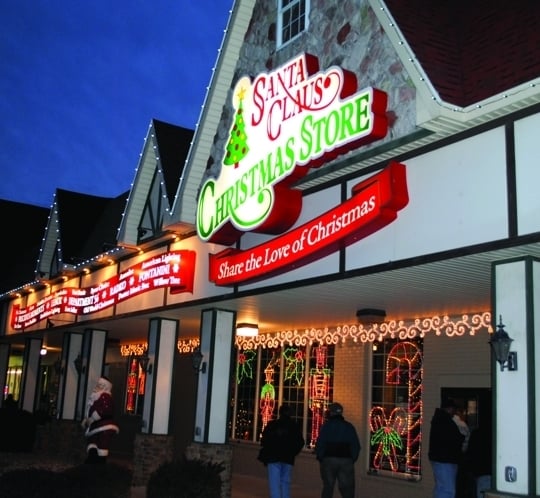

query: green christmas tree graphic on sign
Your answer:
[224,86,249,168]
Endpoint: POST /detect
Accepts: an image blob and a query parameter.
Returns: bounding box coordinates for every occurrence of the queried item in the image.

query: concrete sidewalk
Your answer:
[232,473,319,497]
[131,473,319,497]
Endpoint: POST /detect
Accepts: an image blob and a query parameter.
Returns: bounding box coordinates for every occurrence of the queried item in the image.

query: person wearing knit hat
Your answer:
[315,402,361,498]
[81,376,119,464]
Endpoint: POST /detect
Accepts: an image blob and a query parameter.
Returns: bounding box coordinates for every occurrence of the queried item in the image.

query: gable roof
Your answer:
[0,200,49,294]
[168,0,540,231]
[153,119,194,206]
[56,189,128,265]
[3,118,193,296]
[166,0,255,234]
[35,189,128,281]
[117,119,194,246]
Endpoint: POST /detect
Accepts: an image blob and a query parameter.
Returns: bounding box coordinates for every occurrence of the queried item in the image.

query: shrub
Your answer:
[62,462,132,498]
[146,457,224,498]
[0,408,37,452]
[0,468,68,498]
[0,463,132,498]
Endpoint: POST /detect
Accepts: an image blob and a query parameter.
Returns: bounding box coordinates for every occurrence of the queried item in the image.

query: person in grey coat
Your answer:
[315,402,361,498]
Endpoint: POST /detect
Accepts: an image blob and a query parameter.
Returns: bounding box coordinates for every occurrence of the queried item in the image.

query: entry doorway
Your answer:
[440,387,492,498]
[441,387,492,432]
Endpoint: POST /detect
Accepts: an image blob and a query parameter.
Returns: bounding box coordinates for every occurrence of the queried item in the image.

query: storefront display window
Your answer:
[231,343,334,445]
[124,355,147,415]
[4,355,23,402]
[369,339,423,480]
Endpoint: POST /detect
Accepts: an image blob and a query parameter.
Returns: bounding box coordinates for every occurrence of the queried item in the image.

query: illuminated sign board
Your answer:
[197,53,389,245]
[11,250,195,330]
[197,53,409,286]
[209,162,408,285]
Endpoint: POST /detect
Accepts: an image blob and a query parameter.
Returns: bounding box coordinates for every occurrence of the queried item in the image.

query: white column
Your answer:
[20,338,43,413]
[58,332,83,420]
[194,308,235,444]
[77,328,108,420]
[142,317,178,434]
[493,256,540,496]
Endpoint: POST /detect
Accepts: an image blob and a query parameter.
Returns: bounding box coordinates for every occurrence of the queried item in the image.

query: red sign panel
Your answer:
[209,162,408,286]
[11,250,196,330]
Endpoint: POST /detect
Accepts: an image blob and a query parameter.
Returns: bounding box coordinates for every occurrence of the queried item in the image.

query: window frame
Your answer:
[276,0,310,48]
[369,338,423,481]
[230,342,334,446]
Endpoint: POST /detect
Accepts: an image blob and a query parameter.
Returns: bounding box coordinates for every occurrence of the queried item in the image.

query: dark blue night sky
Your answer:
[1,1,231,207]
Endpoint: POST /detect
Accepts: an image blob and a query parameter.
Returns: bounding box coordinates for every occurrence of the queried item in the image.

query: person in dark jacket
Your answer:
[428,398,465,498]
[467,421,492,498]
[259,404,305,498]
[315,402,361,498]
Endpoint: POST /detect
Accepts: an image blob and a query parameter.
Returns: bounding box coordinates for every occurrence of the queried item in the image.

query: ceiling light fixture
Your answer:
[236,323,259,337]
[356,308,387,325]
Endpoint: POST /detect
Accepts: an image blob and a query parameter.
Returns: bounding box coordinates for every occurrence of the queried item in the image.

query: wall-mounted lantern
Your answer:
[489,315,518,372]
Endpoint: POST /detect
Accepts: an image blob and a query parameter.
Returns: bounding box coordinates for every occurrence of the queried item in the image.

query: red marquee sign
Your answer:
[209,162,408,286]
[11,250,196,330]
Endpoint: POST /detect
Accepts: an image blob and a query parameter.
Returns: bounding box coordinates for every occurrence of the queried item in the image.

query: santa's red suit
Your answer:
[81,377,119,463]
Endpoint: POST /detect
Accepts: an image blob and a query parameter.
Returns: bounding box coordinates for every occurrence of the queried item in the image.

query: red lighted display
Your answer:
[11,250,196,330]
[209,162,408,286]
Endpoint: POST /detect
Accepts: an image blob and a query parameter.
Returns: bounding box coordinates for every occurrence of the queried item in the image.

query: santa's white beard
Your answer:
[88,390,102,404]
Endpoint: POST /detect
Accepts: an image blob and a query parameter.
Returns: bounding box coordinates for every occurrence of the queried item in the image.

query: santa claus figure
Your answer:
[81,376,120,464]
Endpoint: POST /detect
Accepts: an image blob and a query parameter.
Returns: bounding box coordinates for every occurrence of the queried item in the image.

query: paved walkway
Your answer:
[131,473,319,497]
[0,451,319,498]
[232,473,319,497]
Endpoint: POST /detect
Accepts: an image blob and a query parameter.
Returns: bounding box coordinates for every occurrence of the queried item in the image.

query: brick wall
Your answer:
[185,442,233,498]
[131,433,174,487]
[35,419,86,462]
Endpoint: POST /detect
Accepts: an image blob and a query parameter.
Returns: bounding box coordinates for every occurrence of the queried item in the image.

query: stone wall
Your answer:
[35,419,86,462]
[205,0,417,182]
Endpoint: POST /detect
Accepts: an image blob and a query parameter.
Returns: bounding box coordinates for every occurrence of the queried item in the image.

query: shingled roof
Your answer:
[384,0,540,107]
[0,200,49,294]
[152,119,194,206]
[55,189,129,265]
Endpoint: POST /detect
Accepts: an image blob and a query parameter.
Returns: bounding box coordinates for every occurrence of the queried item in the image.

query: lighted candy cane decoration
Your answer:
[370,406,408,471]
[369,341,423,473]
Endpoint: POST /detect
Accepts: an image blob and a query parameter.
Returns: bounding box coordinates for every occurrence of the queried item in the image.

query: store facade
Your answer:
[2,1,540,497]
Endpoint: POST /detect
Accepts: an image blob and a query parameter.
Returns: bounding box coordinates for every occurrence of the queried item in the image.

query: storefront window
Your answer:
[231,343,334,445]
[369,339,423,480]
[124,355,146,415]
[4,354,23,401]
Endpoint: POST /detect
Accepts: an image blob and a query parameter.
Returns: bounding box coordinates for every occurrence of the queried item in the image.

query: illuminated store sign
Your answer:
[209,162,408,286]
[197,53,389,245]
[11,250,195,330]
